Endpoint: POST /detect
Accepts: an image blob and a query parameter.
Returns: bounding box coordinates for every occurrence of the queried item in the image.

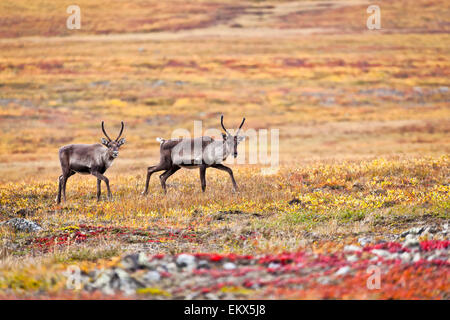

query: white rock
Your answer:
[137,252,152,268]
[176,254,196,268]
[371,249,392,258]
[400,252,411,263]
[317,276,331,284]
[334,266,351,276]
[143,271,160,282]
[413,252,421,262]
[268,262,281,269]
[166,262,177,273]
[346,255,359,262]
[358,237,373,246]
[344,245,362,253]
[1,218,42,233]
[223,262,236,270]
[403,238,420,249]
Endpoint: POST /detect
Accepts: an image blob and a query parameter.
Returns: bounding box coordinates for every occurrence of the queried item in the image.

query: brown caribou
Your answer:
[56,121,125,203]
[142,115,245,194]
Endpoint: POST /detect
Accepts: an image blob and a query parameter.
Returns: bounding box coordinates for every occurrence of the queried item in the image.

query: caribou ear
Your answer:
[237,135,246,143]
[222,133,227,140]
[101,138,109,146]
[117,138,126,146]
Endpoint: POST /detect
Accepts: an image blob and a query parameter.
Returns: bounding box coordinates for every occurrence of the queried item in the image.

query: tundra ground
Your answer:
[0,0,449,299]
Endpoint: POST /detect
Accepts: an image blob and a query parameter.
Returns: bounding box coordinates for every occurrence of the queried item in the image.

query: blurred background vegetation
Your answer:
[0,0,448,181]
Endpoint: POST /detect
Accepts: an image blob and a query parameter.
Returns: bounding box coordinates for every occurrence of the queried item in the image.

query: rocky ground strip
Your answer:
[74,229,449,299]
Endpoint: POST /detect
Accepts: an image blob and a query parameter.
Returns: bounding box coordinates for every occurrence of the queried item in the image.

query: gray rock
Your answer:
[400,252,411,263]
[371,249,392,258]
[90,269,113,290]
[176,254,196,268]
[137,252,153,269]
[268,262,281,269]
[223,262,236,270]
[344,245,362,253]
[401,227,424,238]
[197,260,210,269]
[1,218,42,232]
[403,238,420,249]
[358,237,373,246]
[121,254,139,270]
[316,276,332,285]
[143,271,161,283]
[334,266,351,276]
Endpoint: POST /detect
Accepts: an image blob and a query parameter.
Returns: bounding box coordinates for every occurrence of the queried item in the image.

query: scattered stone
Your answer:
[334,266,351,276]
[268,262,281,269]
[0,218,42,233]
[197,260,210,269]
[358,237,373,246]
[400,252,411,263]
[176,254,196,269]
[121,254,139,271]
[137,252,153,269]
[403,238,420,249]
[346,255,359,262]
[166,262,177,273]
[371,249,392,259]
[143,271,161,283]
[223,262,236,270]
[401,227,425,238]
[316,276,332,285]
[344,245,362,253]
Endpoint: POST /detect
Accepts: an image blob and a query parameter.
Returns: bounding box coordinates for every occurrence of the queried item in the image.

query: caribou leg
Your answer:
[142,164,170,195]
[57,174,63,204]
[60,171,75,203]
[159,165,181,193]
[91,171,112,200]
[212,164,238,191]
[199,165,207,192]
[96,178,102,201]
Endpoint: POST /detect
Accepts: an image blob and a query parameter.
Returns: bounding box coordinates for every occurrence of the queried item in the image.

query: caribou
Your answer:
[56,121,126,204]
[142,115,246,194]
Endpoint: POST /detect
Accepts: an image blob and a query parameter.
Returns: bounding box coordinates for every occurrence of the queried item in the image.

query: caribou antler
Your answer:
[221,115,245,135]
[101,121,112,141]
[115,121,124,141]
[237,117,246,134]
[220,115,229,134]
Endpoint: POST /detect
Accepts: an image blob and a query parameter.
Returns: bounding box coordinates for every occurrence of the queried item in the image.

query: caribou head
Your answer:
[221,115,246,158]
[101,121,126,159]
